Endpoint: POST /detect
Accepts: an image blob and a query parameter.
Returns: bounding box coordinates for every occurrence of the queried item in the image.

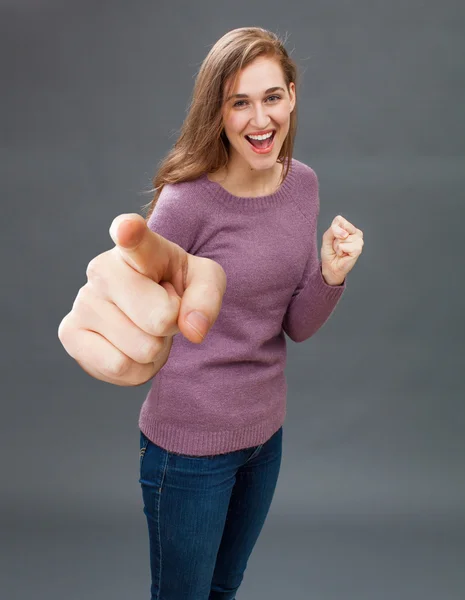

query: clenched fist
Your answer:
[58,214,227,387]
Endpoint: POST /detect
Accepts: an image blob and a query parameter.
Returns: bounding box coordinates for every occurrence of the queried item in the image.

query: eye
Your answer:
[233,100,248,108]
[266,94,281,102]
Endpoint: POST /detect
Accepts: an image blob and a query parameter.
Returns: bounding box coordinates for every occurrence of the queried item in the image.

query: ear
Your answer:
[288,82,296,113]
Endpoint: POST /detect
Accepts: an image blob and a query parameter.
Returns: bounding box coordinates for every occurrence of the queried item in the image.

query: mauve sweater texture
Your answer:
[138,158,346,456]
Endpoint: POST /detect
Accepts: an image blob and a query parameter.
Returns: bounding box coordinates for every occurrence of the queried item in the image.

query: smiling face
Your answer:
[222,56,296,172]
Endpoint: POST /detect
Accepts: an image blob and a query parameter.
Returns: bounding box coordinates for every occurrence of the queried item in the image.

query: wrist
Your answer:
[321,268,345,286]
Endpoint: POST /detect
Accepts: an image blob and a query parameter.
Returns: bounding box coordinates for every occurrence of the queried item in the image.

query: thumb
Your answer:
[109,213,226,344]
[177,254,227,343]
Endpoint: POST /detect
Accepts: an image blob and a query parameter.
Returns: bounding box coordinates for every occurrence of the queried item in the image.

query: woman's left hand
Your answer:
[321,215,364,285]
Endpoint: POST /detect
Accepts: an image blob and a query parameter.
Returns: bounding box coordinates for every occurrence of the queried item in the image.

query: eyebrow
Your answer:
[226,86,286,102]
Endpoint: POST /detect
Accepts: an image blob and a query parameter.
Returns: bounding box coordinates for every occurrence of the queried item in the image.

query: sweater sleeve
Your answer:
[282,177,346,343]
[146,183,199,254]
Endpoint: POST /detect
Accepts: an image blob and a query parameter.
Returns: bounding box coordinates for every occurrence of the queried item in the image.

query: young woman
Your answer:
[59,26,363,600]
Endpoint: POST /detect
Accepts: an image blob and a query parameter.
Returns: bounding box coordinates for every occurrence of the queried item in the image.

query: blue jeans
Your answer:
[139,426,283,599]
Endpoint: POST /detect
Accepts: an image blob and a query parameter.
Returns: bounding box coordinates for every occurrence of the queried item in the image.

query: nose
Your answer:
[250,102,271,130]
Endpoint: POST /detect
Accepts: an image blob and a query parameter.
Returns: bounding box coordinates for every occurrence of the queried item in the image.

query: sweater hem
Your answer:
[139,407,286,457]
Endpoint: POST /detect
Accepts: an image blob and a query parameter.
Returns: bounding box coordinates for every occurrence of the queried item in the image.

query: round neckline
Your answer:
[199,158,297,210]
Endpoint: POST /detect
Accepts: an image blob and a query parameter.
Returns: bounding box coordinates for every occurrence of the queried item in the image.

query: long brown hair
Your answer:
[142,27,298,221]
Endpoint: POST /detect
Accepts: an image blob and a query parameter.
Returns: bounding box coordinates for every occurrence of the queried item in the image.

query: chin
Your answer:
[248,156,277,170]
[249,161,275,171]
[243,149,277,167]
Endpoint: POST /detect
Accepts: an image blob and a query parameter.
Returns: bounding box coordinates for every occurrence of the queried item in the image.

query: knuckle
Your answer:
[103,354,131,378]
[206,257,228,294]
[210,262,228,295]
[147,303,177,336]
[86,253,108,282]
[85,256,101,280]
[73,284,93,308]
[86,258,110,296]
[137,337,165,363]
[58,314,83,358]
[58,313,74,345]
[71,285,100,323]
[215,261,227,286]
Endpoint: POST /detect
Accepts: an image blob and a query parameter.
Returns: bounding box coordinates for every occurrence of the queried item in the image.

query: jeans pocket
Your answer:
[139,431,150,469]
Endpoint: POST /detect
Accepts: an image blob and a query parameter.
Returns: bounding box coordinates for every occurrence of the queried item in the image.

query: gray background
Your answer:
[2,0,464,598]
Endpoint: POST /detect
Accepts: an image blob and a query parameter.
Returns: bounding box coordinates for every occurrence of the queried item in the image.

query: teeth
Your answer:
[247,132,273,140]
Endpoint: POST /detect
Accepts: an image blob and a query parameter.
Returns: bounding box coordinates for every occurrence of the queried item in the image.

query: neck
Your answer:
[210,153,284,197]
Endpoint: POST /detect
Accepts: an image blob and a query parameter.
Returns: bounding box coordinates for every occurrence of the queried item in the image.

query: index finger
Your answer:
[332,215,357,235]
[109,213,185,289]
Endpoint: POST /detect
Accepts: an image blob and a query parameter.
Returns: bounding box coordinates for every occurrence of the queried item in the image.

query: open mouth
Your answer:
[245,130,276,151]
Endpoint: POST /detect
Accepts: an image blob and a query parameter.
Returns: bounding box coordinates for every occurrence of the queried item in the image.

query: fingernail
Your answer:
[186,311,209,338]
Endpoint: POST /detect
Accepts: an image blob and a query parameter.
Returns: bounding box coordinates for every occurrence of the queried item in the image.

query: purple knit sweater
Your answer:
[138,158,346,456]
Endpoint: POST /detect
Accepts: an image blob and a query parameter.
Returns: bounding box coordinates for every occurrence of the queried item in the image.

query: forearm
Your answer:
[282,263,346,342]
